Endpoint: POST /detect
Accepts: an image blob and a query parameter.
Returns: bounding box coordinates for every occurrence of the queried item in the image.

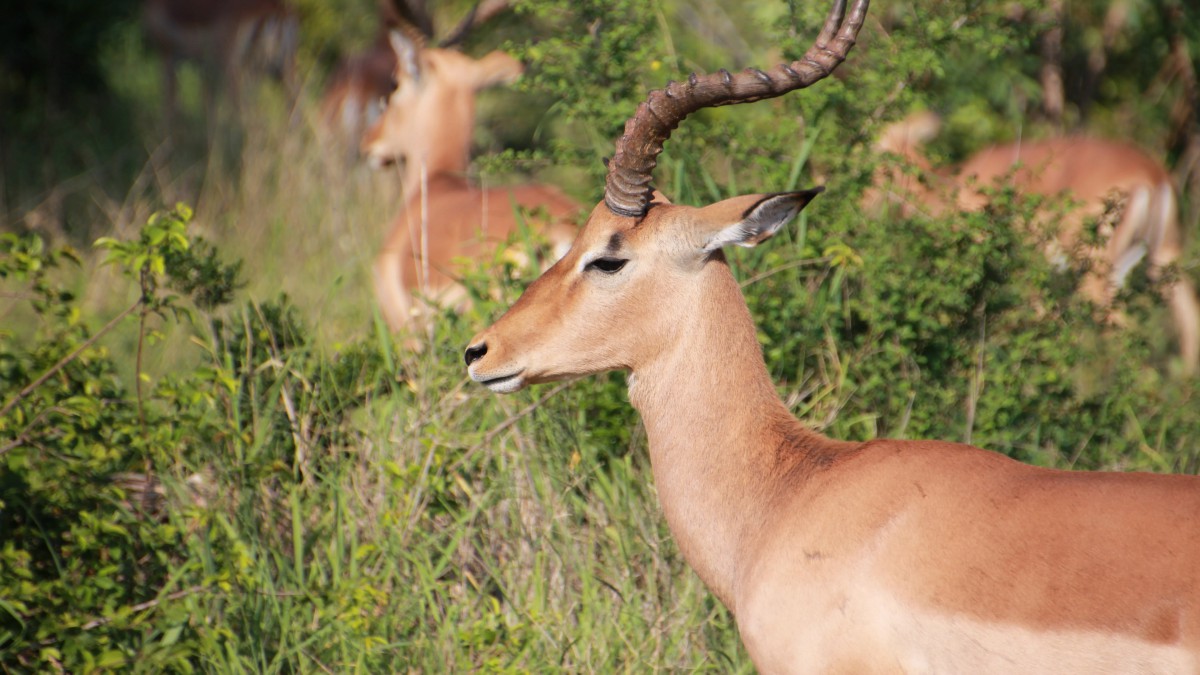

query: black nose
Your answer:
[464,342,487,366]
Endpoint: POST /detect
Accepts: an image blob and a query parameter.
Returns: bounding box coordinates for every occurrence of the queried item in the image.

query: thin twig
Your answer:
[255,301,315,487]
[740,256,830,288]
[450,381,572,473]
[0,405,69,455]
[135,269,149,434]
[77,586,209,632]
[279,380,314,487]
[302,649,338,675]
[964,304,987,446]
[251,589,309,597]
[0,299,141,419]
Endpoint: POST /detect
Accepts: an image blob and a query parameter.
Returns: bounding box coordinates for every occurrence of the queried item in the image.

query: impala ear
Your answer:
[472,51,523,89]
[698,188,824,253]
[388,30,422,84]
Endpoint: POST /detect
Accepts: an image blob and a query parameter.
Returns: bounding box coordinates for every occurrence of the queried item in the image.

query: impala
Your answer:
[320,0,512,150]
[464,0,1200,670]
[361,28,579,332]
[319,34,397,152]
[143,0,299,132]
[865,110,1200,373]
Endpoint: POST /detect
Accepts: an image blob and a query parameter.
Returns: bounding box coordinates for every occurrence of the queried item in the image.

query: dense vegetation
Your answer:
[2,0,1199,670]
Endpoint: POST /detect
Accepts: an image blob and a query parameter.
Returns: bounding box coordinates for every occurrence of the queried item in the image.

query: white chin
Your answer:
[485,376,525,394]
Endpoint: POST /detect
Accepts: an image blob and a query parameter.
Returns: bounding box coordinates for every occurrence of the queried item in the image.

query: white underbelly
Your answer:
[743,583,1194,674]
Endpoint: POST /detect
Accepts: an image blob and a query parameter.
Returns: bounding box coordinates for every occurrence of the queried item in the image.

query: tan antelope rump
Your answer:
[143,0,299,132]
[865,110,1200,374]
[362,26,578,334]
[463,0,1200,671]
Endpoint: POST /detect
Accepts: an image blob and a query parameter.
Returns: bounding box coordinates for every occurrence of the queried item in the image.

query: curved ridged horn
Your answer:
[378,0,433,60]
[380,0,434,44]
[439,0,511,48]
[604,0,869,217]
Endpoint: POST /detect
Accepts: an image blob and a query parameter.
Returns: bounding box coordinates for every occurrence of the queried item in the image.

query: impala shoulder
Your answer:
[845,437,1024,468]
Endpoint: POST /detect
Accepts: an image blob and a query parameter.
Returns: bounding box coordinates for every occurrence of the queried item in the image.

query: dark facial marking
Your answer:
[605,232,624,254]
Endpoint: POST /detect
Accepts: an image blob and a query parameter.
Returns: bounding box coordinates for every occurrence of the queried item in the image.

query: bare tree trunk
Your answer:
[1081,1,1130,122]
[1161,4,1199,231]
[1040,0,1066,129]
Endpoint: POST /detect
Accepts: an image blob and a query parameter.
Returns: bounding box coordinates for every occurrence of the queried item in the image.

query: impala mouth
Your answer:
[363,145,406,171]
[472,369,525,394]
[366,152,397,170]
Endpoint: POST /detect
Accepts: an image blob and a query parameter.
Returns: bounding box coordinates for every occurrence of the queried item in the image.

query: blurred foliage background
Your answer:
[2,0,1199,670]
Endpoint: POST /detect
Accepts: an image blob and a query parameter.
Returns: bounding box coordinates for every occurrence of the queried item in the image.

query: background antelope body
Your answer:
[867,111,1200,372]
[143,0,299,131]
[361,20,579,333]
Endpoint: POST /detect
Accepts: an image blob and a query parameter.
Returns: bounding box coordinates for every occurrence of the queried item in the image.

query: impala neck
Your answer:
[402,95,476,199]
[628,257,845,609]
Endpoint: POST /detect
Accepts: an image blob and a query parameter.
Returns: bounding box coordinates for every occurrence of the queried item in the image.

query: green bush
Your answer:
[0,209,213,671]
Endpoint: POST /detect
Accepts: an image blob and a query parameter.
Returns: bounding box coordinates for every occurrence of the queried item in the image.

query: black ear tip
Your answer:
[779,185,824,208]
[791,185,825,207]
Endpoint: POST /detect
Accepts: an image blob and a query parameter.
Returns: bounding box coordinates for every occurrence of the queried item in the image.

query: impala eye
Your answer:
[586,257,628,275]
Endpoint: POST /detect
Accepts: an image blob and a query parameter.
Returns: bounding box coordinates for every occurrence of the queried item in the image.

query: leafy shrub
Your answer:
[0,208,218,671]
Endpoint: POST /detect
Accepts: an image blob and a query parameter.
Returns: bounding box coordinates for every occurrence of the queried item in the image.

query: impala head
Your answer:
[465,0,867,392]
[360,29,523,170]
[465,189,823,392]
